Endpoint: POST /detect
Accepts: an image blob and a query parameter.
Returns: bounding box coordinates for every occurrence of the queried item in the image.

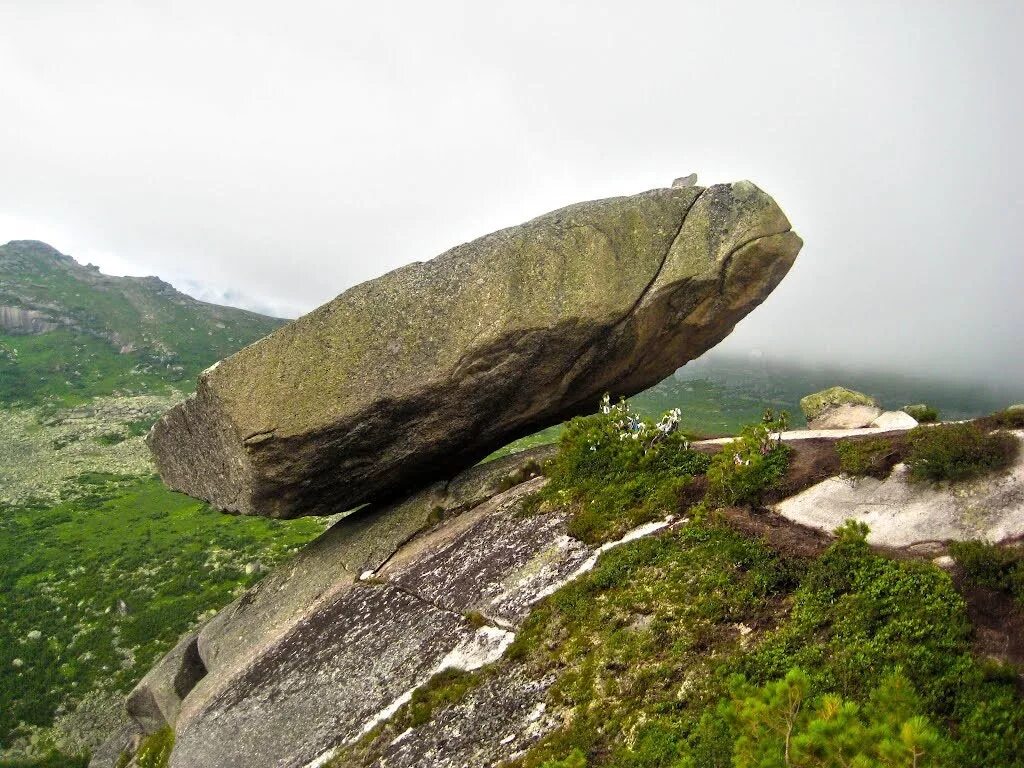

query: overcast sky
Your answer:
[1,1,1021,383]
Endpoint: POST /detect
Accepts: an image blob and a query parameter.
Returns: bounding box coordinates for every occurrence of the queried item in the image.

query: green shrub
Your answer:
[532,396,710,544]
[903,404,939,423]
[835,437,899,478]
[726,669,944,768]
[706,410,791,507]
[987,407,1024,429]
[949,540,1024,605]
[904,423,1019,482]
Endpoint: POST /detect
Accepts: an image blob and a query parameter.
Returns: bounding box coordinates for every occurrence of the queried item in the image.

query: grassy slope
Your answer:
[0,476,324,752]
[338,412,1024,768]
[0,240,284,406]
[0,243,322,762]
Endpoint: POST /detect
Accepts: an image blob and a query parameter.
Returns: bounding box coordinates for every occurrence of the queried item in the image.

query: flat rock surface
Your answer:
[773,431,1024,547]
[149,181,801,517]
[870,410,919,430]
[168,479,595,768]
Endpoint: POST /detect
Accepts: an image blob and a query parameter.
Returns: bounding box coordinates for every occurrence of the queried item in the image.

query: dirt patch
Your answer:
[951,569,1024,670]
[763,438,842,504]
[717,505,832,560]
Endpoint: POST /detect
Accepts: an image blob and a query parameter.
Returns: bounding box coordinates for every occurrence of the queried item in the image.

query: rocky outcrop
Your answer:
[148,181,802,518]
[800,386,881,429]
[0,305,58,334]
[869,410,918,430]
[112,449,553,752]
[774,430,1024,550]
[166,477,603,768]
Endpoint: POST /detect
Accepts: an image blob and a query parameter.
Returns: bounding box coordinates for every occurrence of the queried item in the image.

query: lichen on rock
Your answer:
[149,181,802,519]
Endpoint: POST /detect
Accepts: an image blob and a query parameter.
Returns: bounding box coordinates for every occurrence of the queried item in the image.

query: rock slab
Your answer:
[148,181,801,517]
[773,431,1024,548]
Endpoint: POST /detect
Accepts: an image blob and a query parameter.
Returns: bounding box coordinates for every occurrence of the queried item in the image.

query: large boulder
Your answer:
[800,386,881,430]
[148,181,801,518]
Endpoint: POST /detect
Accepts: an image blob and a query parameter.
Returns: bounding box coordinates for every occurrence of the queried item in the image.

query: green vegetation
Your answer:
[337,415,1024,768]
[0,241,283,407]
[904,403,939,423]
[705,410,791,506]
[0,475,324,757]
[835,437,900,478]
[527,399,710,544]
[799,386,877,421]
[949,540,1024,605]
[904,423,1019,482]
[410,522,1019,767]
[123,728,173,768]
[726,668,942,767]
[986,407,1024,429]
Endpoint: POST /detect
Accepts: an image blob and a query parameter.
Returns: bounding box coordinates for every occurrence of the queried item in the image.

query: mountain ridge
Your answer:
[0,240,285,405]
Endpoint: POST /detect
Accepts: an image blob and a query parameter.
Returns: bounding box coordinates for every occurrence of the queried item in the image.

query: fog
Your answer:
[1,1,1022,383]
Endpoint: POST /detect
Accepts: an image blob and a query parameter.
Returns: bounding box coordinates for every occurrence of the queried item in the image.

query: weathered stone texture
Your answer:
[149,181,801,518]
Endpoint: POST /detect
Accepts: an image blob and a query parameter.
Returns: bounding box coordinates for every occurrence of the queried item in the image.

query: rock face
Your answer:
[166,477,603,768]
[148,181,802,518]
[800,386,881,429]
[869,410,919,431]
[117,447,554,747]
[774,430,1024,549]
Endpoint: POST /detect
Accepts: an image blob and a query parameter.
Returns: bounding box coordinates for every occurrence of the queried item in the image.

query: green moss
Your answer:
[799,386,877,421]
[904,403,939,423]
[134,727,174,768]
[905,423,1019,482]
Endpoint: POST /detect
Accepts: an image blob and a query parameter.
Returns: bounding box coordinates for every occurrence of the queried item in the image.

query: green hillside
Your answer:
[0,240,284,406]
[0,243,322,766]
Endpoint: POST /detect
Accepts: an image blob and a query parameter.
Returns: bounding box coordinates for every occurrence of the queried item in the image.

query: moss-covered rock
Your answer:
[799,386,880,429]
[149,181,801,518]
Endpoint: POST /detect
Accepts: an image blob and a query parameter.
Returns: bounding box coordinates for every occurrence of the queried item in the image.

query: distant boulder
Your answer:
[149,181,802,518]
[800,386,881,430]
[870,410,918,431]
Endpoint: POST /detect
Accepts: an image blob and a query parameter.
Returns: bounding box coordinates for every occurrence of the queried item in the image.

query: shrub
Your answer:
[949,540,1024,605]
[986,407,1024,429]
[533,396,710,544]
[835,437,899,478]
[904,423,1019,482]
[903,404,939,423]
[726,669,944,768]
[706,410,791,507]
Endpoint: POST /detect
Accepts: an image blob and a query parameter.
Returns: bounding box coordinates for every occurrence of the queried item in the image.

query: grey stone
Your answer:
[809,403,883,430]
[148,181,801,518]
[168,478,598,768]
[126,630,206,733]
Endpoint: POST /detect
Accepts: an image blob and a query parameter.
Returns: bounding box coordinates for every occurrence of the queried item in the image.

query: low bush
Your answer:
[949,540,1024,605]
[904,423,1019,482]
[985,407,1024,430]
[835,437,900,478]
[706,410,791,507]
[531,396,710,544]
[904,403,939,423]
